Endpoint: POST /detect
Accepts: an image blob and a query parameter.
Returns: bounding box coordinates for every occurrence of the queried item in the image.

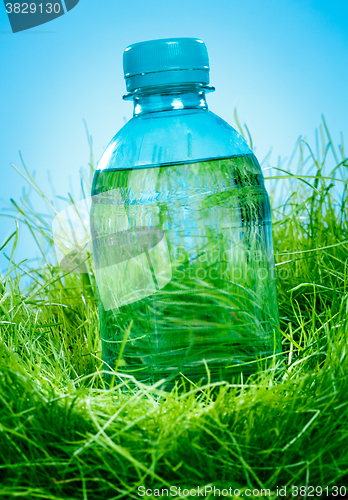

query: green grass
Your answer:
[0,116,348,499]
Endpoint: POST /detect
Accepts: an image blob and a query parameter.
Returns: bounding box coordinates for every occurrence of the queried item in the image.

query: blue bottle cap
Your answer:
[123,37,210,92]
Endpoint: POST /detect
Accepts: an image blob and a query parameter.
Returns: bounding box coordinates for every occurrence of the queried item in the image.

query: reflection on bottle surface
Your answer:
[90,154,281,385]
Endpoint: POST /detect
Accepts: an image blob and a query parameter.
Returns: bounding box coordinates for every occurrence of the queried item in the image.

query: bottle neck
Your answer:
[123,84,214,117]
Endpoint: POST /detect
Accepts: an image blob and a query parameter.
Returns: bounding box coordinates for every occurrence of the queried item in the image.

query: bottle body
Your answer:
[91,90,281,385]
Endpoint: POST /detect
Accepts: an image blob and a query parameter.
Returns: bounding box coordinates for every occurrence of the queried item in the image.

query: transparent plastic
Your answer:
[91,84,281,386]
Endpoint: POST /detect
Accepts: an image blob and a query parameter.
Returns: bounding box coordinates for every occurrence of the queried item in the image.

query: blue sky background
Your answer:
[0,0,348,269]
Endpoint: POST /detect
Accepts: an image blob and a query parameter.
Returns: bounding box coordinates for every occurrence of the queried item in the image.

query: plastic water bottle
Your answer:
[90,38,281,386]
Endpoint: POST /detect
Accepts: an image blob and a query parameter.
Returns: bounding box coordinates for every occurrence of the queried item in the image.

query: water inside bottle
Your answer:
[90,153,281,385]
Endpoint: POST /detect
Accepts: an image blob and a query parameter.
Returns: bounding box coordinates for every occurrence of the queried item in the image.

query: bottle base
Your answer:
[102,350,284,391]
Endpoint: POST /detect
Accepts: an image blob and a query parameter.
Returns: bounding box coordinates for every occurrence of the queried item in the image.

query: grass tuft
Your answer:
[0,116,348,498]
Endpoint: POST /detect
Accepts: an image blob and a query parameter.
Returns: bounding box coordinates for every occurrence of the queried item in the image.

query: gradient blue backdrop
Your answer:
[1,0,348,269]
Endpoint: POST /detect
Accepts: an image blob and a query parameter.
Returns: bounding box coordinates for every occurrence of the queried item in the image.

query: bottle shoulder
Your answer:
[97,109,252,171]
